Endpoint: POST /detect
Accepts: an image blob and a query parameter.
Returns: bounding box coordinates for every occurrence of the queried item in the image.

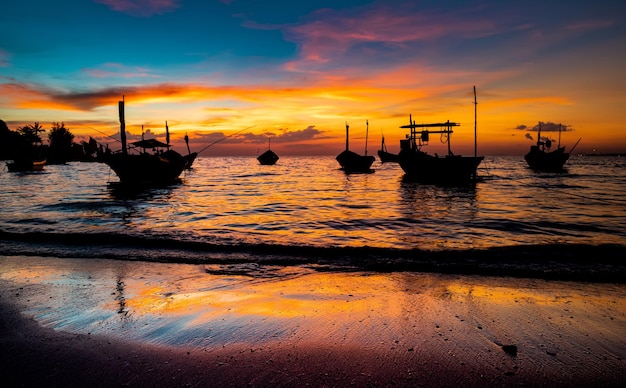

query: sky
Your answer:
[1,0,625,156]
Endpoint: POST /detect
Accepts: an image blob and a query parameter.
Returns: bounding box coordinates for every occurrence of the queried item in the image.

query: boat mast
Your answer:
[365,120,369,156]
[345,122,349,151]
[558,123,562,148]
[446,120,452,156]
[409,114,415,150]
[381,132,386,152]
[184,132,191,154]
[118,95,127,155]
[473,86,477,158]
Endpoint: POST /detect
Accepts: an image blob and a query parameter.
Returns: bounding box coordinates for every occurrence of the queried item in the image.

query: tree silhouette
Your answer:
[0,119,33,160]
[18,122,45,145]
[47,122,74,164]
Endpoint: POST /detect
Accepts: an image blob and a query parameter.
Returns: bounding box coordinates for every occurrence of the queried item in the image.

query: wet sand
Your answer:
[1,255,625,387]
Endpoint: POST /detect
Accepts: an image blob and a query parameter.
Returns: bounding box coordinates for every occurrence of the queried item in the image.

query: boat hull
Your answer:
[524,146,569,171]
[183,152,198,169]
[257,150,279,165]
[6,159,46,172]
[336,150,375,173]
[378,150,398,163]
[398,150,483,184]
[101,150,186,186]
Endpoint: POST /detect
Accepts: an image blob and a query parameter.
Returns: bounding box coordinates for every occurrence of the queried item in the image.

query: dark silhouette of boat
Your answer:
[336,121,375,173]
[377,135,398,163]
[524,122,580,172]
[6,158,46,172]
[99,97,187,187]
[398,119,483,184]
[397,87,483,185]
[257,137,279,165]
[5,124,46,172]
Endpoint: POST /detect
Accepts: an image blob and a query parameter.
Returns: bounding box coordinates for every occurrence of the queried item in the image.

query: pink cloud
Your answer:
[565,20,614,31]
[83,63,156,79]
[95,0,180,17]
[281,5,499,73]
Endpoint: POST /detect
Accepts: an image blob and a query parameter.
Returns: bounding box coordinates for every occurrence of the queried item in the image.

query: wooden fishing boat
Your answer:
[377,135,398,163]
[397,87,483,185]
[336,121,375,173]
[99,97,187,187]
[397,120,483,184]
[257,137,279,165]
[6,125,46,172]
[6,158,46,172]
[524,123,580,172]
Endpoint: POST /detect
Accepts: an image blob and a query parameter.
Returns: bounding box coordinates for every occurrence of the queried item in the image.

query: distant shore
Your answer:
[1,255,625,387]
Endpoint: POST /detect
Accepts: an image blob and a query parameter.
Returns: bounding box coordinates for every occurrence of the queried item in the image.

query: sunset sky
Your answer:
[1,0,624,156]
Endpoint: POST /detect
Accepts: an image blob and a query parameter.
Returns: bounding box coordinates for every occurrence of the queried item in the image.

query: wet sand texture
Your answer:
[1,256,625,387]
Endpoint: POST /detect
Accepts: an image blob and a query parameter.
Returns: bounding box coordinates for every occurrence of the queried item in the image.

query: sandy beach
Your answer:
[1,255,625,387]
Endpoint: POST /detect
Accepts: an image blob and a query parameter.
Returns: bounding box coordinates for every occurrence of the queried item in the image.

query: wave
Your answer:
[1,230,625,284]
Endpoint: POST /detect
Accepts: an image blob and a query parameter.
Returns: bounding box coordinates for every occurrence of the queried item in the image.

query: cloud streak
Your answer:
[280,4,502,74]
[95,0,180,17]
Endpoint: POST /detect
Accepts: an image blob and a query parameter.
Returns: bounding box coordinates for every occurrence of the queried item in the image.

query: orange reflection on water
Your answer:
[445,280,626,311]
[122,269,405,324]
[3,256,625,357]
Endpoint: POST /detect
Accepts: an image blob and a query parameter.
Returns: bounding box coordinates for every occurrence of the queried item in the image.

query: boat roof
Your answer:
[400,121,460,129]
[131,139,170,148]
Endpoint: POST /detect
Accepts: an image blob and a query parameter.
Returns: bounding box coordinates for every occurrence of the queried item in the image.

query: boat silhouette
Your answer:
[336,121,375,173]
[377,134,398,163]
[397,86,483,185]
[6,158,46,172]
[524,122,581,172]
[257,137,279,165]
[99,97,187,187]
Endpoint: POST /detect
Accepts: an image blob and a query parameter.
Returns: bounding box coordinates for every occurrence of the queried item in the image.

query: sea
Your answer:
[1,155,625,281]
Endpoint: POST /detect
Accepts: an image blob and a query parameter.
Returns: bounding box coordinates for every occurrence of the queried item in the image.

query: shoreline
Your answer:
[2,255,626,386]
[2,231,626,284]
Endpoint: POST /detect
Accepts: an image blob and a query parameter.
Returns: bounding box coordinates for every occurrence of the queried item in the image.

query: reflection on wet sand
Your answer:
[1,255,625,384]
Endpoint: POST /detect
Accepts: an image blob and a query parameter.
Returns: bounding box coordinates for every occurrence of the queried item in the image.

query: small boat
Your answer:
[396,87,483,185]
[6,158,46,172]
[377,135,398,163]
[336,121,375,173]
[6,125,46,172]
[257,137,279,165]
[99,97,187,187]
[524,122,580,172]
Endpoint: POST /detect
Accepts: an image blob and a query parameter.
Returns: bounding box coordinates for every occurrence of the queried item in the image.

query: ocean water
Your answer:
[1,155,625,278]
